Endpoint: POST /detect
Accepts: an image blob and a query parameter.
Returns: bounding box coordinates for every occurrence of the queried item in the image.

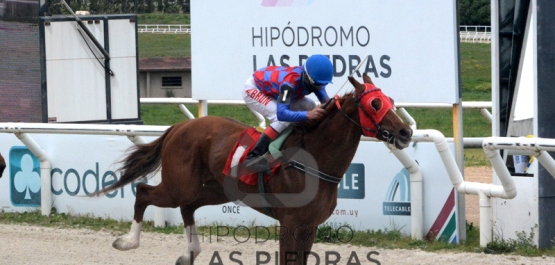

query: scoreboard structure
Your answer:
[0,1,141,124]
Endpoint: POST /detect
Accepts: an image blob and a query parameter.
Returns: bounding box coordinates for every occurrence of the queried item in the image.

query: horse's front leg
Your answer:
[176,206,202,265]
[175,224,201,265]
[279,222,318,265]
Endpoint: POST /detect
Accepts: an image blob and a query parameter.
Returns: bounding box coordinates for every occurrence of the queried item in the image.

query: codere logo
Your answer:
[9,146,41,207]
[383,168,411,216]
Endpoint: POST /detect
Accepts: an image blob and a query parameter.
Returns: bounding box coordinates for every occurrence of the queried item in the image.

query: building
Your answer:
[138,57,192,98]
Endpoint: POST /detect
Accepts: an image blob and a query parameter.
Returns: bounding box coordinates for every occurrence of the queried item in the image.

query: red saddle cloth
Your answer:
[223,127,281,185]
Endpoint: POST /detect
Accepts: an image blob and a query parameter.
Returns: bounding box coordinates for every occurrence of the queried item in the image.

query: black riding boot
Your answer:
[244,133,274,172]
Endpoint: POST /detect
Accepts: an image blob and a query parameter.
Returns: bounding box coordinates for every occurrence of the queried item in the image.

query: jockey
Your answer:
[241,54,334,170]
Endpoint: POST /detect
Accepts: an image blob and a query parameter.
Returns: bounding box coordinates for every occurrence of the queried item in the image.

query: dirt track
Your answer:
[1,223,555,265]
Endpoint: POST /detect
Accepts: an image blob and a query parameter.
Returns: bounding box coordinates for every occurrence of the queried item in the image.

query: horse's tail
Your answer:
[90,126,175,196]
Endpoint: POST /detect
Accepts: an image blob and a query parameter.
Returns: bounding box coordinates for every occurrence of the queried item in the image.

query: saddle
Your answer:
[223,127,292,185]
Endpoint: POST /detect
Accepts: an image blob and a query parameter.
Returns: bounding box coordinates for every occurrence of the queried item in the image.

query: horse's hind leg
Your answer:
[113,182,175,250]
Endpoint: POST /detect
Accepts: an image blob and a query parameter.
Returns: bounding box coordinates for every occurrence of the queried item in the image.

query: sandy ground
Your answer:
[1,167,554,265]
[1,223,554,265]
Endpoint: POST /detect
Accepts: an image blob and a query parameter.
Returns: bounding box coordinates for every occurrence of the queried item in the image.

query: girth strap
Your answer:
[255,159,341,218]
[258,171,274,217]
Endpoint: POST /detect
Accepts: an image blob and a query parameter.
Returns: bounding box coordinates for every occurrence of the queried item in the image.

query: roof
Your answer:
[138,57,191,72]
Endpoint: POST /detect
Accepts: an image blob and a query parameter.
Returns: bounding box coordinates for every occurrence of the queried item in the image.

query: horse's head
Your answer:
[0,153,5,177]
[348,73,412,149]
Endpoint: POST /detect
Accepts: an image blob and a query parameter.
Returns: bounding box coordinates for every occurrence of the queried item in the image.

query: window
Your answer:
[162,76,182,87]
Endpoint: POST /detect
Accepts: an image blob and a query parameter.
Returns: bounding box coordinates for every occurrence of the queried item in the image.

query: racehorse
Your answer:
[0,152,5,177]
[93,73,413,265]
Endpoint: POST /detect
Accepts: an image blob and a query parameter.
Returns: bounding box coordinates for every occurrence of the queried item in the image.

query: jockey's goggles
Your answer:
[304,72,325,88]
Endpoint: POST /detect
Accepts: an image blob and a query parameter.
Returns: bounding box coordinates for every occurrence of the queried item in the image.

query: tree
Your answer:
[459,0,491,25]
[181,0,190,13]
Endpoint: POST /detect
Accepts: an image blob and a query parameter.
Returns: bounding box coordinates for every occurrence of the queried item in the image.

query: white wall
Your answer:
[0,132,457,239]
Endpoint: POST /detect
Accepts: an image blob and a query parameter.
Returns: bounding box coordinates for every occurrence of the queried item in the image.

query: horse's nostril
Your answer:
[400,128,412,139]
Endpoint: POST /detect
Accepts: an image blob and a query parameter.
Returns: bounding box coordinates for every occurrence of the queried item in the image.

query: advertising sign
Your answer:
[0,133,458,241]
[191,0,459,103]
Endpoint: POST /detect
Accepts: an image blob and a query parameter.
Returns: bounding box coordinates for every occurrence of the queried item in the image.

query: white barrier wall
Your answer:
[0,132,458,242]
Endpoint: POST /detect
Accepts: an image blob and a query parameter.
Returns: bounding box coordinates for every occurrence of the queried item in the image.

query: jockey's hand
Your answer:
[307,108,326,120]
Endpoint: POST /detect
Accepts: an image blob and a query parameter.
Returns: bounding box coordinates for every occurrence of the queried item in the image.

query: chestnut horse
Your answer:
[94,74,412,264]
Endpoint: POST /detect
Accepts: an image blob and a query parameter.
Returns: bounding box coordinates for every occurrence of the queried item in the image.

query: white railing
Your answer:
[460,25,491,44]
[139,98,493,135]
[137,24,491,43]
[138,24,191,34]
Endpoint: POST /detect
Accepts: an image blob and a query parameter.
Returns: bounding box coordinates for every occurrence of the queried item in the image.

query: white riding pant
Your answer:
[242,76,316,133]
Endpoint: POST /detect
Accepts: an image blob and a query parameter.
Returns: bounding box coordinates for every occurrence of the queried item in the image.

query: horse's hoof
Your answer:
[112,237,139,251]
[175,255,193,265]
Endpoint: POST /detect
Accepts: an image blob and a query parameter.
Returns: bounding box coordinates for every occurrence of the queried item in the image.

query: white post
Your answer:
[198,100,208,117]
[14,133,52,216]
[536,150,555,178]
[479,191,492,246]
[390,147,423,240]
[396,108,417,130]
[151,171,166,228]
[480,108,493,123]
[248,109,266,129]
[178,104,196,120]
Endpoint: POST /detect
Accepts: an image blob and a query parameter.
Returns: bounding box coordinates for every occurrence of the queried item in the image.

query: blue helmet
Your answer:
[304,55,334,85]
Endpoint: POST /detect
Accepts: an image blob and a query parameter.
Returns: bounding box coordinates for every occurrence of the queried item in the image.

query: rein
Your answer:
[286,160,342,184]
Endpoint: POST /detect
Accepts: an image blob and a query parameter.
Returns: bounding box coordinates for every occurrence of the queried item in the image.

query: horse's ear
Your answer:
[363,73,374,85]
[348,75,365,95]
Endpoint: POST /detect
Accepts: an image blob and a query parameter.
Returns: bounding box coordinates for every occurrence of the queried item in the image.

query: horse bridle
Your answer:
[284,92,394,196]
[329,93,394,143]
